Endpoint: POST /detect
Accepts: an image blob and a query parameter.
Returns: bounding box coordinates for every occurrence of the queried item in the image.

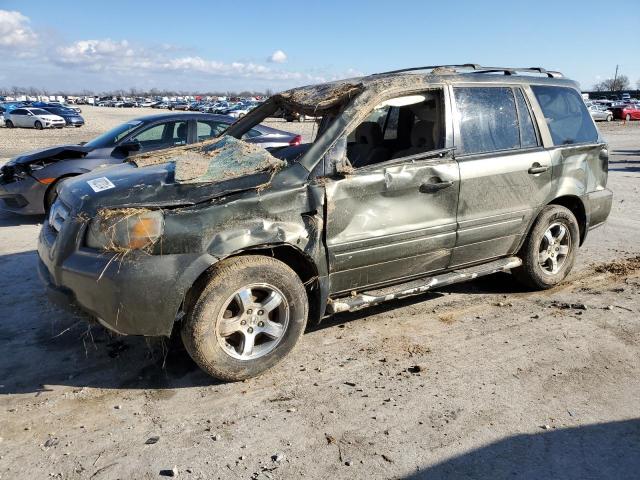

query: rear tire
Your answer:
[181,255,308,381]
[34,121,43,130]
[5,120,13,128]
[607,115,613,122]
[512,205,579,290]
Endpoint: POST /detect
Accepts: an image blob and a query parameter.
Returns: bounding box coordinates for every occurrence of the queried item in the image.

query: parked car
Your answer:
[588,104,613,122]
[139,100,156,107]
[0,113,299,214]
[0,105,5,127]
[4,107,66,129]
[611,104,640,121]
[40,106,85,127]
[170,102,190,111]
[226,104,251,118]
[37,64,612,381]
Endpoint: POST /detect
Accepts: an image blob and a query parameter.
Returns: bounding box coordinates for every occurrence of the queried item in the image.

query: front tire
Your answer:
[34,121,43,130]
[607,115,613,122]
[513,205,579,290]
[181,255,308,381]
[5,120,13,128]
[626,114,631,121]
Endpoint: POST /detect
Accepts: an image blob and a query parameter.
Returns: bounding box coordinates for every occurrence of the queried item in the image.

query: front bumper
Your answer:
[37,216,216,337]
[65,118,85,127]
[0,175,47,215]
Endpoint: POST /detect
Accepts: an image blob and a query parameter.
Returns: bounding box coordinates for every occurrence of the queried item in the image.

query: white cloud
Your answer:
[0,10,38,48]
[56,39,135,65]
[268,50,287,64]
[51,39,326,84]
[0,14,354,91]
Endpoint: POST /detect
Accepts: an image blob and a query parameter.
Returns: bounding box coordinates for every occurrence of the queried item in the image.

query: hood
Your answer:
[6,144,91,166]
[59,160,278,214]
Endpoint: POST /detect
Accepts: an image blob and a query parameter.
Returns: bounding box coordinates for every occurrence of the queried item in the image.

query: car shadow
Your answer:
[402,419,640,479]
[0,250,217,395]
[0,210,45,227]
[0,250,530,394]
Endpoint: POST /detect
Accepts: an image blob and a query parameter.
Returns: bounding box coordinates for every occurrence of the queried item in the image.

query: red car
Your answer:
[612,104,640,121]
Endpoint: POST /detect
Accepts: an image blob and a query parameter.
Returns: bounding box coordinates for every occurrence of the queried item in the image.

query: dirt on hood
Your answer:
[130,136,285,184]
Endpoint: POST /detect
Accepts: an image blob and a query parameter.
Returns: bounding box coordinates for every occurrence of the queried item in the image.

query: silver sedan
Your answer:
[588,105,613,122]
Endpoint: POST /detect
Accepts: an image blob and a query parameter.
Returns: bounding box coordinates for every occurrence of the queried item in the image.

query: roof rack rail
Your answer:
[375,64,564,79]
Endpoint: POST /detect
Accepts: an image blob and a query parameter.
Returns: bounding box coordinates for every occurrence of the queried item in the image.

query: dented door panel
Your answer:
[325,158,459,294]
[452,149,552,266]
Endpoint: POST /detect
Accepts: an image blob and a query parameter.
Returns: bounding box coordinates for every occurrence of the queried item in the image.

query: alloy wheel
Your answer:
[538,222,571,275]
[215,283,289,360]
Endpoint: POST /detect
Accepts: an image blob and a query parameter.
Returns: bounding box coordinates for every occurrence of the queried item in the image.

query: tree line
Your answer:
[593,75,640,92]
[0,86,275,98]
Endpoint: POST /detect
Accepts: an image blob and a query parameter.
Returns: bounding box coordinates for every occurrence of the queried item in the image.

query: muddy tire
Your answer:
[181,255,308,381]
[513,205,579,290]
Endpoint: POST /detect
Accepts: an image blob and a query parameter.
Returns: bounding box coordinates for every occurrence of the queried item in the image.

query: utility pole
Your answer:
[613,64,619,91]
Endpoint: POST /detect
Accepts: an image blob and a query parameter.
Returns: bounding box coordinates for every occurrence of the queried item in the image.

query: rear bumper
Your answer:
[583,188,613,240]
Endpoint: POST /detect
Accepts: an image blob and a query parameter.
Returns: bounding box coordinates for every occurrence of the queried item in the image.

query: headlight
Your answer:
[86,209,164,251]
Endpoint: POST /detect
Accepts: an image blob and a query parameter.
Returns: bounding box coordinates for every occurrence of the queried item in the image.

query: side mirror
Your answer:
[118,140,141,153]
[327,137,351,175]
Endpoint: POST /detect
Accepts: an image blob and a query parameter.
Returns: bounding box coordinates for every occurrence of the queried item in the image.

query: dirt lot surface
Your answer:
[0,114,639,479]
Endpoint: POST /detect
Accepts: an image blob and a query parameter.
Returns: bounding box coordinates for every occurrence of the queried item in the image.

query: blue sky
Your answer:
[1,0,638,93]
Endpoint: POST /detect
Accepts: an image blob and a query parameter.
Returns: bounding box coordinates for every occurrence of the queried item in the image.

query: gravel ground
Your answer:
[0,116,639,479]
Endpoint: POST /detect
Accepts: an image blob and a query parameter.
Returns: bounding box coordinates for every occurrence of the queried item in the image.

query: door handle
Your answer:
[419,180,453,193]
[528,163,550,174]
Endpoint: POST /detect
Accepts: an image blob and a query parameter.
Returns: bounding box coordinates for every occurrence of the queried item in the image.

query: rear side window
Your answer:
[197,120,227,141]
[454,87,519,155]
[531,86,598,145]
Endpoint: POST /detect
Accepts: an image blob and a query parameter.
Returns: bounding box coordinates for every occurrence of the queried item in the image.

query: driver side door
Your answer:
[323,89,459,294]
[127,120,190,153]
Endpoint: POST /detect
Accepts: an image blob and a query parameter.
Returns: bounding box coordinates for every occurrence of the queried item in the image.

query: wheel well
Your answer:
[43,174,79,210]
[548,196,587,244]
[180,244,322,331]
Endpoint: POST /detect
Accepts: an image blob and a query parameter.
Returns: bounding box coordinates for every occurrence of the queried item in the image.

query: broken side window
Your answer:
[346,90,445,168]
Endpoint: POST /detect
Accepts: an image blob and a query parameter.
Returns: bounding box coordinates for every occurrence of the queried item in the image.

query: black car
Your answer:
[0,113,300,214]
[41,106,85,127]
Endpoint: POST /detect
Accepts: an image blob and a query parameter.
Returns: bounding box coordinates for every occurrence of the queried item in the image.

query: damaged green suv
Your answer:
[38,64,613,381]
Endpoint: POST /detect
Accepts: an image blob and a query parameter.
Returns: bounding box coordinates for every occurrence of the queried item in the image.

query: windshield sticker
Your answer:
[87,177,115,192]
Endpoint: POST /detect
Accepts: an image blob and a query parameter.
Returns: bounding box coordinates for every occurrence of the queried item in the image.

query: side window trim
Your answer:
[512,86,542,148]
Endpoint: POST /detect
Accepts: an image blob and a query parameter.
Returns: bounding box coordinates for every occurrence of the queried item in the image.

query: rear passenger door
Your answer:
[451,85,552,267]
[11,109,28,127]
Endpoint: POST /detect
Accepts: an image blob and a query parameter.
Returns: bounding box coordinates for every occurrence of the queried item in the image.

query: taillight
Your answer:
[289,135,302,146]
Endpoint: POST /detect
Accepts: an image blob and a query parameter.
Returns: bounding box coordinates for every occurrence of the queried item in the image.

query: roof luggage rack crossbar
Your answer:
[375,64,564,78]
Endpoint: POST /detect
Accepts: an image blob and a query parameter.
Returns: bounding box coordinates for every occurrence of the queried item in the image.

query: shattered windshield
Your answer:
[132,136,285,185]
[85,120,142,149]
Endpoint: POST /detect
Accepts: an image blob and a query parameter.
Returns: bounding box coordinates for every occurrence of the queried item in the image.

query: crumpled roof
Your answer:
[131,136,284,184]
[276,80,363,113]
